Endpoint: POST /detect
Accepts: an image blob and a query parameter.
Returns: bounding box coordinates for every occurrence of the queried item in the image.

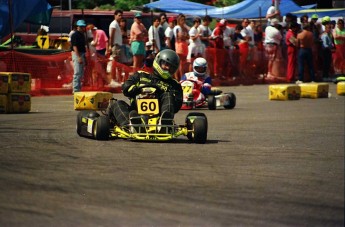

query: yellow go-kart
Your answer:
[76,85,208,144]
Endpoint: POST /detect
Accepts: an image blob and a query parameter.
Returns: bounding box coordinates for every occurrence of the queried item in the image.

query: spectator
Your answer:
[285,22,299,82]
[300,14,309,28]
[321,24,335,80]
[223,19,235,49]
[90,25,108,56]
[70,20,87,93]
[174,13,189,80]
[108,9,123,61]
[199,15,213,48]
[130,12,148,69]
[148,16,162,53]
[159,12,169,31]
[266,0,280,27]
[333,19,345,74]
[165,17,176,51]
[211,19,226,78]
[119,18,133,65]
[264,18,283,78]
[142,41,155,73]
[296,23,315,83]
[158,13,168,50]
[187,17,204,69]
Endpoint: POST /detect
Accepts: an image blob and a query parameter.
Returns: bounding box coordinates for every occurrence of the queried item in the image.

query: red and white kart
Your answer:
[180,79,236,110]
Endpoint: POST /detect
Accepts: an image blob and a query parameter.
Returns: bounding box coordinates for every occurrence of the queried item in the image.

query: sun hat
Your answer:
[168,17,175,23]
[311,14,318,19]
[76,20,86,27]
[271,18,279,26]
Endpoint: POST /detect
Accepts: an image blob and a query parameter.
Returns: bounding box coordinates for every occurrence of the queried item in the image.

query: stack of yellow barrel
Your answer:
[0,72,31,113]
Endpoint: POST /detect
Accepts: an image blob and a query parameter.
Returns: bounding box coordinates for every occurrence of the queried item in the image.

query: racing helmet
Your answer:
[193,57,207,78]
[153,49,180,80]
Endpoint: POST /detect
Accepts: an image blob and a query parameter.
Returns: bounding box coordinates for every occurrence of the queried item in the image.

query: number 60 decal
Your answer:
[141,101,156,111]
[138,99,159,115]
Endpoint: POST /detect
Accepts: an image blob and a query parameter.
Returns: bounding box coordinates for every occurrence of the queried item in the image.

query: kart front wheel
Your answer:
[93,116,110,140]
[192,118,207,144]
[208,95,216,110]
[224,92,236,109]
[76,110,92,136]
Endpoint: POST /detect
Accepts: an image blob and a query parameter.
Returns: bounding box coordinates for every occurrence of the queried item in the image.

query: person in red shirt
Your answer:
[285,22,299,82]
[211,19,226,78]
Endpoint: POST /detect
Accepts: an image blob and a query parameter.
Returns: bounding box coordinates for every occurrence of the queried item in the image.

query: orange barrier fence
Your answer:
[1,45,343,96]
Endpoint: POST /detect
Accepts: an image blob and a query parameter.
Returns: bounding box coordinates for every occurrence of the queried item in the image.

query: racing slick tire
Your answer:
[224,92,236,109]
[186,112,208,142]
[207,95,217,110]
[93,116,110,140]
[77,110,93,136]
[192,118,208,144]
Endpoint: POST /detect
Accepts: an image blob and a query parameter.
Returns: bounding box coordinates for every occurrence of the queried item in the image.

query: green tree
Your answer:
[191,0,242,7]
[73,0,151,10]
[72,0,244,10]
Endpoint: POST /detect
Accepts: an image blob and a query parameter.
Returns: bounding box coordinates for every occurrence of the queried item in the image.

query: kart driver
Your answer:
[180,57,212,102]
[108,49,183,127]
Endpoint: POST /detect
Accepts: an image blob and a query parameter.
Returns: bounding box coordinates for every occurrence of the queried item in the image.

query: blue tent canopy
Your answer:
[144,0,216,13]
[291,8,345,18]
[0,0,52,39]
[144,0,316,19]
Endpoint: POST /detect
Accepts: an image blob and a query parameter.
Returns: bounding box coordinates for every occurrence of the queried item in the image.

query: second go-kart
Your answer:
[180,80,236,110]
[76,85,208,144]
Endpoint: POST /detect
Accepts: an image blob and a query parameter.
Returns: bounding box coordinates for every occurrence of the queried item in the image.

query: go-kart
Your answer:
[76,85,208,144]
[180,80,236,110]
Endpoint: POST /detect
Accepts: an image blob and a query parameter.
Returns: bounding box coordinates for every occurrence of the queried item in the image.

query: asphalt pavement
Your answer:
[0,83,344,226]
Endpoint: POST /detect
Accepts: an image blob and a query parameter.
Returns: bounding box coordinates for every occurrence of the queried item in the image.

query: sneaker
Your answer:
[158,111,174,133]
[107,79,121,88]
[295,80,303,84]
[62,82,72,88]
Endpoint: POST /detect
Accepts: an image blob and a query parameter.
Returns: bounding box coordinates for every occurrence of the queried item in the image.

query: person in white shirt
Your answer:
[165,17,176,51]
[266,0,280,27]
[187,17,204,66]
[264,18,283,78]
[223,21,235,49]
[198,15,213,48]
[148,16,162,53]
[108,9,123,61]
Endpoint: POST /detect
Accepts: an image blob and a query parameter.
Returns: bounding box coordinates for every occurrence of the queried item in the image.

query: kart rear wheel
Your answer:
[192,118,208,144]
[208,95,216,110]
[93,116,110,140]
[76,110,92,136]
[224,92,236,109]
[185,112,208,142]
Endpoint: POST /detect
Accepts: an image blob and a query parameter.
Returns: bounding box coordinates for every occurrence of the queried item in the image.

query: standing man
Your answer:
[130,12,148,69]
[71,20,87,93]
[199,15,213,48]
[148,16,162,53]
[266,0,280,27]
[165,17,176,51]
[107,9,123,61]
[296,24,315,83]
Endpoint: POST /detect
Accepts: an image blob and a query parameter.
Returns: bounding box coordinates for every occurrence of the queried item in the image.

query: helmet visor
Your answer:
[160,60,176,74]
[194,66,206,74]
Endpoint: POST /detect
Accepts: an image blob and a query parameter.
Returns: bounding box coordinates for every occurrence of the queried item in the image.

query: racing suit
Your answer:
[110,70,183,126]
[180,72,212,102]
